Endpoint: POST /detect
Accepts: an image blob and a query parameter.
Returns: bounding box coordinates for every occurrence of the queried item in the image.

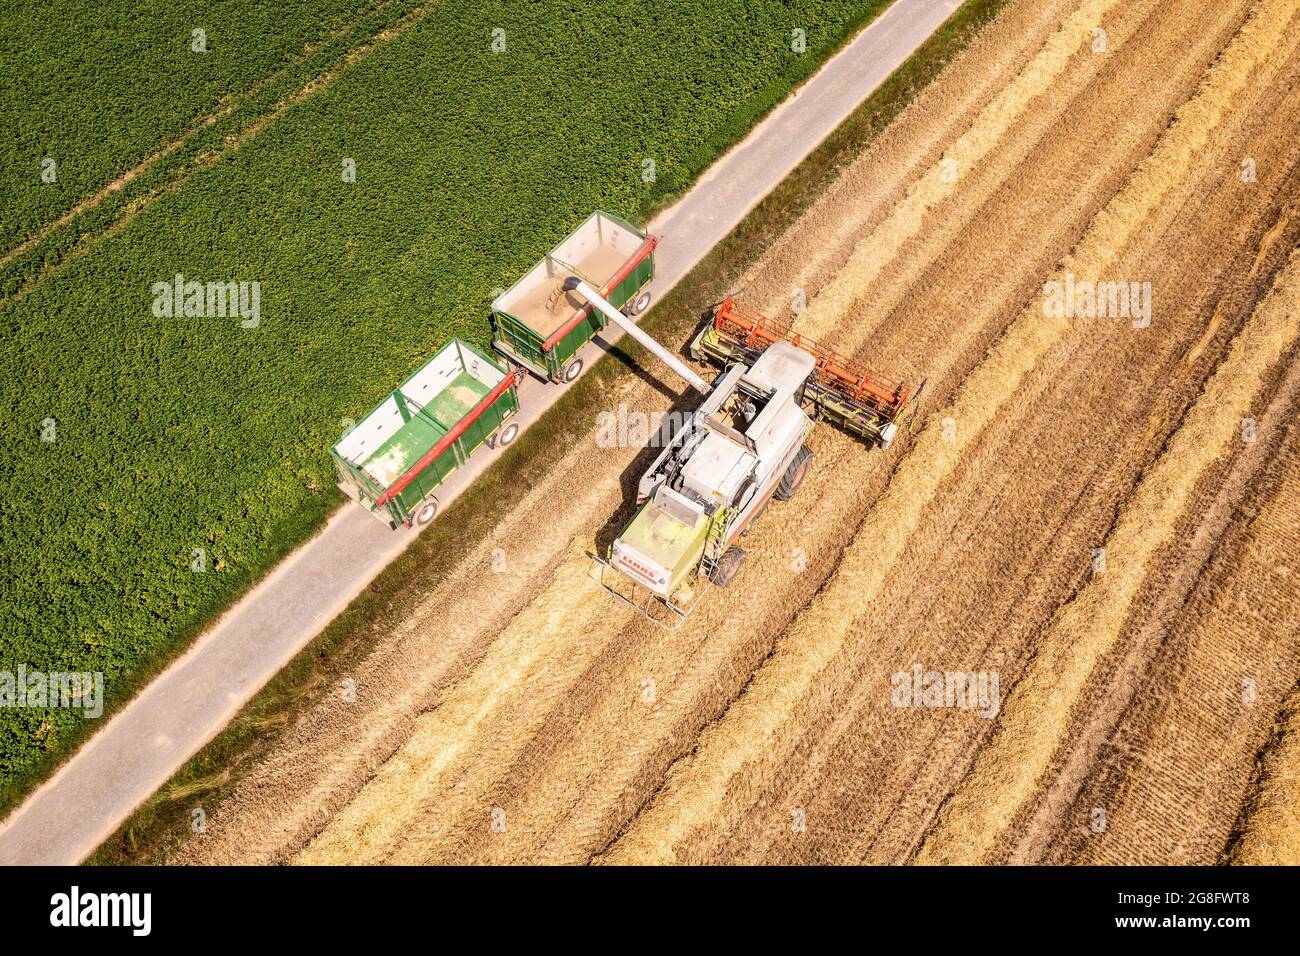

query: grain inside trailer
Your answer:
[331,339,522,527]
[491,210,656,383]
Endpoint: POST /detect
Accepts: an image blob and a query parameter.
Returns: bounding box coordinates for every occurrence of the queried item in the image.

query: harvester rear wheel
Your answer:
[710,546,746,587]
[775,446,812,501]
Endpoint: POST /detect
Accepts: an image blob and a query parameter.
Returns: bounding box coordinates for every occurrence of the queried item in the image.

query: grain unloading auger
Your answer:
[567,278,921,629]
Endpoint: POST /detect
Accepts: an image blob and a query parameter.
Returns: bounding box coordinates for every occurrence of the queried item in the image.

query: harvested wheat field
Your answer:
[174,0,1300,866]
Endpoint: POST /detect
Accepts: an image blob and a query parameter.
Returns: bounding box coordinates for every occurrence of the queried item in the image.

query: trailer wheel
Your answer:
[774,446,812,501]
[496,422,519,447]
[710,547,746,587]
[628,291,652,316]
[414,498,439,526]
[562,357,584,383]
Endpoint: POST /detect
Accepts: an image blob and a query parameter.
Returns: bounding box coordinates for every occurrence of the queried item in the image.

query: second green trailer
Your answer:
[490,210,655,383]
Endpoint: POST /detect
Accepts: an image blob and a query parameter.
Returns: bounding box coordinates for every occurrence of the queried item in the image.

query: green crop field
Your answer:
[0,0,391,247]
[0,0,887,805]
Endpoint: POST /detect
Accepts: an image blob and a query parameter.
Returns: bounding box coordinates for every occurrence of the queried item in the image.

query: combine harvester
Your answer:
[330,209,919,620]
[571,282,919,627]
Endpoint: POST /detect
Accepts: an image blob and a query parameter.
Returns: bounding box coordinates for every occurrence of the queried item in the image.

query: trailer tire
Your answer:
[562,358,584,383]
[414,498,439,526]
[775,446,812,501]
[710,547,746,587]
[628,291,652,316]
[496,422,519,447]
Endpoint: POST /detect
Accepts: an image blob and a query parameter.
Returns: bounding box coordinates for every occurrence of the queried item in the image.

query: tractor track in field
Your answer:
[175,0,1300,866]
[1012,212,1300,866]
[906,6,1300,864]
[1038,343,1300,866]
[1,0,430,298]
[1229,683,1300,865]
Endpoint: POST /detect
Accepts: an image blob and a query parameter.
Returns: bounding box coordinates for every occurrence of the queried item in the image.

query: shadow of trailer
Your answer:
[331,339,523,528]
[490,210,656,384]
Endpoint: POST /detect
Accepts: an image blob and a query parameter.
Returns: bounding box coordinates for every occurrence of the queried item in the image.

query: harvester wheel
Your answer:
[629,291,652,316]
[562,357,584,383]
[414,498,439,526]
[496,422,520,447]
[775,446,812,501]
[710,546,746,587]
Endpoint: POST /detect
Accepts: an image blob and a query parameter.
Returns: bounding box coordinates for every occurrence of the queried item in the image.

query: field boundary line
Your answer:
[600,0,1296,865]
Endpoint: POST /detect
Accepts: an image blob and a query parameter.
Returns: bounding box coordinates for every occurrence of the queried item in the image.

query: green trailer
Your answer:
[491,210,656,383]
[331,339,523,528]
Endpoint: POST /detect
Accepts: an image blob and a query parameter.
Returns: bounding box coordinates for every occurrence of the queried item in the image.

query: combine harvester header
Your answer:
[691,298,915,448]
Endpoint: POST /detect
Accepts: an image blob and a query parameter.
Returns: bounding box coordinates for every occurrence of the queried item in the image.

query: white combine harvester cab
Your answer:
[607,342,814,613]
[568,277,914,627]
[561,275,818,625]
